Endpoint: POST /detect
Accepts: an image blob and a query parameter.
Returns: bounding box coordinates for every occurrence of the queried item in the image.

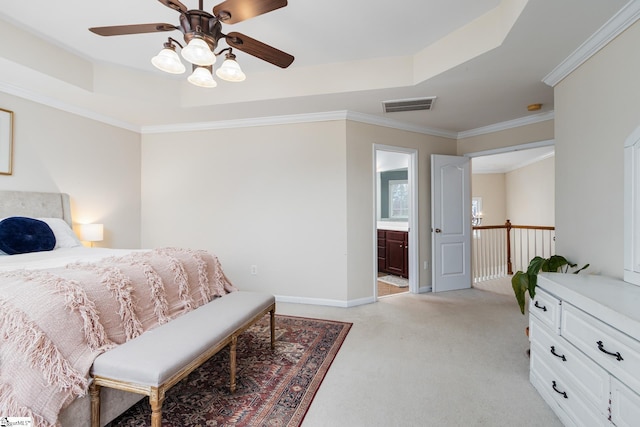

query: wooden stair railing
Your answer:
[472,220,555,283]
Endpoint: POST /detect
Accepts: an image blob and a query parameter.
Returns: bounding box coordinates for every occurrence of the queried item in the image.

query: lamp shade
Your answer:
[188,66,217,88]
[181,37,216,66]
[216,57,246,82]
[151,47,186,74]
[78,223,104,242]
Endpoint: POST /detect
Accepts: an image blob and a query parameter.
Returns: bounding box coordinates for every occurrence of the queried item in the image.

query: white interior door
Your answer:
[431,154,471,292]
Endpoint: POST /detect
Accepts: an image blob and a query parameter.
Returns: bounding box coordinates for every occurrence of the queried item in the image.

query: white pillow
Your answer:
[38,218,82,249]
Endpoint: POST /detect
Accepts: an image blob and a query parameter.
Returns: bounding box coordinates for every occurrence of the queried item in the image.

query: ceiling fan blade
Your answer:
[226,32,294,68]
[214,0,287,24]
[89,23,178,36]
[157,0,188,13]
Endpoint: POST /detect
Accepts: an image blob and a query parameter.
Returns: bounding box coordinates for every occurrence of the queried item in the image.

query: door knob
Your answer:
[435,228,442,233]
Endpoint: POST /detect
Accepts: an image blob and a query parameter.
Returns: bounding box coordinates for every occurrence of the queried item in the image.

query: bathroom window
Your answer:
[389,180,409,219]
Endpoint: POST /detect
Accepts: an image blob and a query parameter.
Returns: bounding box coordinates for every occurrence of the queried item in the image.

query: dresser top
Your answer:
[537,273,640,340]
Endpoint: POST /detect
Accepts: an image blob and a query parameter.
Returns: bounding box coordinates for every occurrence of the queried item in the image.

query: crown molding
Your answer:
[142,110,459,139]
[0,81,140,133]
[467,139,554,157]
[457,111,555,139]
[141,111,350,134]
[143,109,548,140]
[543,0,640,87]
[344,111,457,139]
[1,79,554,141]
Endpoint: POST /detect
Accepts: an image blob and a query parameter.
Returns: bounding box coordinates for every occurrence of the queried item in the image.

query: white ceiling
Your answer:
[0,0,630,132]
[471,146,555,174]
[377,151,410,172]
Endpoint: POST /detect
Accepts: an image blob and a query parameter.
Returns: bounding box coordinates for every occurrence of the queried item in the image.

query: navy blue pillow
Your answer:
[0,217,56,255]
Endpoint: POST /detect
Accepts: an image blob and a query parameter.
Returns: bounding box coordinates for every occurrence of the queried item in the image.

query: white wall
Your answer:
[345,121,456,296]
[554,20,640,278]
[472,155,554,227]
[141,119,458,304]
[0,92,141,249]
[141,121,349,303]
[506,156,555,226]
[471,173,506,226]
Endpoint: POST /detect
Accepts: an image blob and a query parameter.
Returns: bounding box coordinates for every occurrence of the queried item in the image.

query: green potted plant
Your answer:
[511,255,589,315]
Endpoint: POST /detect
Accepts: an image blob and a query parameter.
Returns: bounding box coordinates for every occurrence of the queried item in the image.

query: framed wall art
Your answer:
[0,108,13,175]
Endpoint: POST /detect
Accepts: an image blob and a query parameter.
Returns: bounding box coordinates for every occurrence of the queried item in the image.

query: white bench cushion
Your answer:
[91,291,275,386]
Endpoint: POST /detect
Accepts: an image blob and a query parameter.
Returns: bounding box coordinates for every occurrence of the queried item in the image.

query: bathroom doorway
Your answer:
[374,146,418,298]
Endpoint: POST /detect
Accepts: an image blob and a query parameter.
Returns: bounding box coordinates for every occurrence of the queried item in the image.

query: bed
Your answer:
[0,190,237,426]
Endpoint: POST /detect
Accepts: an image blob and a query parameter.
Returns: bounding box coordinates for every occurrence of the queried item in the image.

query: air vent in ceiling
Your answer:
[382,96,436,113]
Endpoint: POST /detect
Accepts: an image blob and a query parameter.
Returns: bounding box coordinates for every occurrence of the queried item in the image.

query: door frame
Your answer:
[373,145,419,298]
[465,138,555,285]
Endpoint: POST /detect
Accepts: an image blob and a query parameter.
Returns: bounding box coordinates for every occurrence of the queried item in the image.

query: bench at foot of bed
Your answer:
[89,291,276,427]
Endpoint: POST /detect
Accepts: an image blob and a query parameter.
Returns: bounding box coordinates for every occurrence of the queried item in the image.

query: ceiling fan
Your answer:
[89,0,294,87]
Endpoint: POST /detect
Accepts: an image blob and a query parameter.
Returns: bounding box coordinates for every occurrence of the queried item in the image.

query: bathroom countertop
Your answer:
[377,221,408,232]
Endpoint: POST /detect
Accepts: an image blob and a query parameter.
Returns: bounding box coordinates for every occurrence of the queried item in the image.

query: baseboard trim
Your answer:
[275,294,376,307]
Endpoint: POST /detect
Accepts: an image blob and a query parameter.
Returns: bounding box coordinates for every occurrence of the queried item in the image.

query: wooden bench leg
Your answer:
[150,388,165,427]
[230,334,237,393]
[90,383,100,427]
[270,308,276,349]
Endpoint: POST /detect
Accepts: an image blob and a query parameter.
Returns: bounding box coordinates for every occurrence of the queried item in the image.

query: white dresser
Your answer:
[529,273,640,426]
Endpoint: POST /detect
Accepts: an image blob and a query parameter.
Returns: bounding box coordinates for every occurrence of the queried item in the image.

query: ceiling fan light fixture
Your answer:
[216,52,246,82]
[188,66,217,88]
[151,46,186,74]
[181,36,216,66]
[90,0,295,89]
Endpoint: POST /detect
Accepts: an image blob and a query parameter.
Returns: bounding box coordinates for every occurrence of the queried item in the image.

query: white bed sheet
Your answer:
[0,247,145,272]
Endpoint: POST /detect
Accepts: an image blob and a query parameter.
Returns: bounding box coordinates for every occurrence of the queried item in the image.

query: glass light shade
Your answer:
[216,58,246,82]
[181,38,216,66]
[78,224,104,242]
[188,67,217,88]
[151,48,186,74]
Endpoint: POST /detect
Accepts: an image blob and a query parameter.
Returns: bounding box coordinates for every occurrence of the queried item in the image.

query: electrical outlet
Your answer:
[424,261,429,270]
[250,265,258,275]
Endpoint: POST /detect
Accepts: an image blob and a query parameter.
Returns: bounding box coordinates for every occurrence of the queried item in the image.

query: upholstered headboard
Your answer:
[0,191,72,226]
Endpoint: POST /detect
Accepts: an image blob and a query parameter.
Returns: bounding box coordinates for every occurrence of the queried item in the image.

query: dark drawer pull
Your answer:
[597,340,624,361]
[552,381,568,399]
[534,301,547,312]
[550,346,567,361]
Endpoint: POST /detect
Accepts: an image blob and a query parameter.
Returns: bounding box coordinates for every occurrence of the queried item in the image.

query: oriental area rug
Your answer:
[107,315,352,427]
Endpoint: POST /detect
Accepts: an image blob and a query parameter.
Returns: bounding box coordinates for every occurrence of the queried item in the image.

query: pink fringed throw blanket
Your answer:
[0,247,237,426]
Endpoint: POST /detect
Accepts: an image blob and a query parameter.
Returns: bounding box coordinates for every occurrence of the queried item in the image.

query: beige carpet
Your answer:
[276,288,562,427]
[473,275,514,296]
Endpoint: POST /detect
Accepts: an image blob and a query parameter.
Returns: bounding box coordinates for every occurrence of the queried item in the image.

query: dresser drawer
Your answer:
[611,377,640,427]
[530,287,561,333]
[530,345,605,427]
[530,317,609,413]
[562,303,640,395]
